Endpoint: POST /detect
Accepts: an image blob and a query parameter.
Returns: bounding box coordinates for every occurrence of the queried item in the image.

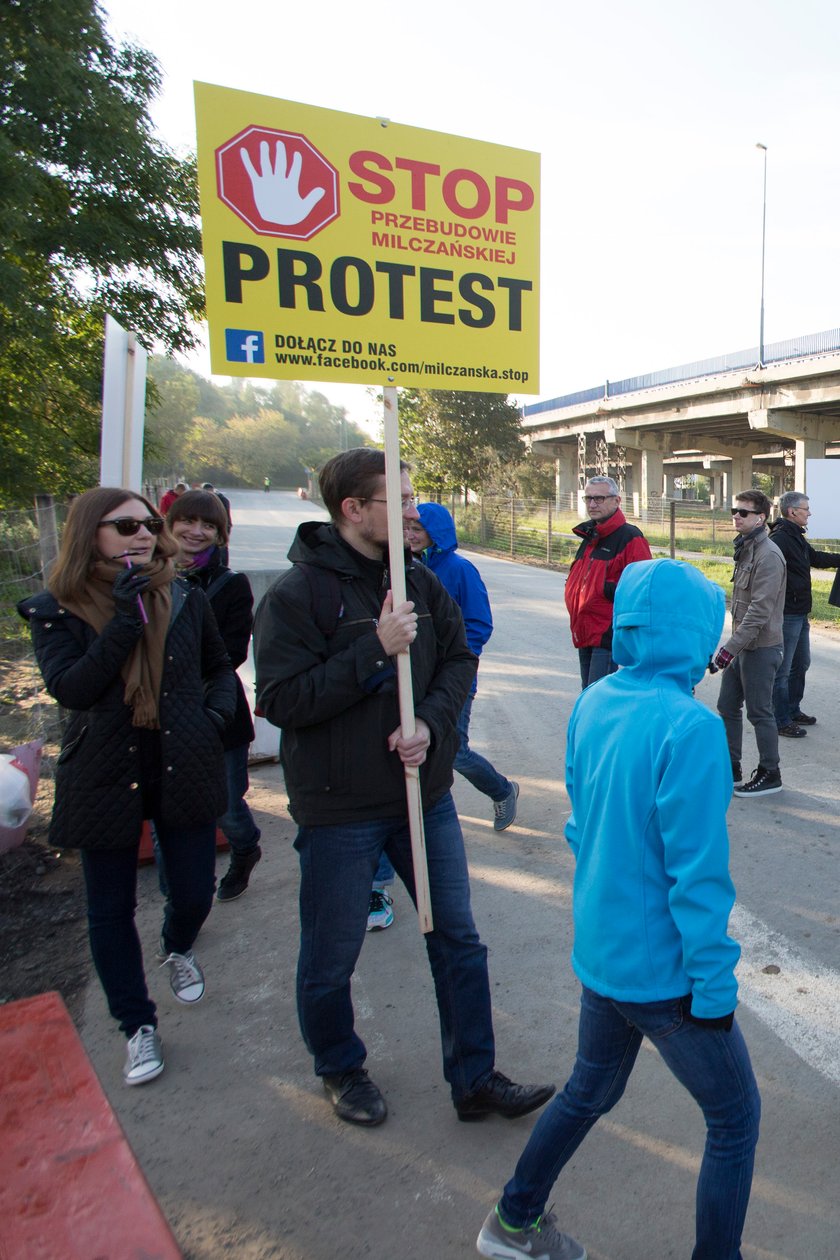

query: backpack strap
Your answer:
[296,563,343,637]
[204,569,237,602]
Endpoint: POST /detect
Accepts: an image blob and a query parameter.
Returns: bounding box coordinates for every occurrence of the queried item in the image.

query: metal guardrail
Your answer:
[524,325,840,418]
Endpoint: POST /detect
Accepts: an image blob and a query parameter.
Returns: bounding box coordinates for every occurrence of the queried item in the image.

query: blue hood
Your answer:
[612,559,724,689]
[417,502,458,554]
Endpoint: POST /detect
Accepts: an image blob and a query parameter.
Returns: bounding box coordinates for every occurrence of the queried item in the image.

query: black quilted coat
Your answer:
[18,581,236,851]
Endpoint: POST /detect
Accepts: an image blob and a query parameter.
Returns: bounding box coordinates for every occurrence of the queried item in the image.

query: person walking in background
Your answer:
[564,476,652,688]
[254,448,555,1129]
[768,491,840,736]
[263,476,271,493]
[476,560,760,1260]
[159,481,187,516]
[19,488,235,1086]
[167,490,262,902]
[714,489,786,797]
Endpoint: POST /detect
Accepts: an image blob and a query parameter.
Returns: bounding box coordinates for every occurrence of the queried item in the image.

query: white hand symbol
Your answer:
[240,140,326,226]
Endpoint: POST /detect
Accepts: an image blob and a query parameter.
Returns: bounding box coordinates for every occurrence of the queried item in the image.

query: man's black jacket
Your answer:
[254,522,477,825]
[768,517,840,614]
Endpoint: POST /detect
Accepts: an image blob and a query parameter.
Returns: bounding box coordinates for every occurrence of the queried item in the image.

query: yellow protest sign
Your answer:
[195,83,540,393]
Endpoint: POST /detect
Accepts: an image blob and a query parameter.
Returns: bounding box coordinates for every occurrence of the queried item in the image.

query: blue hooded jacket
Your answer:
[416,503,493,657]
[565,559,740,1018]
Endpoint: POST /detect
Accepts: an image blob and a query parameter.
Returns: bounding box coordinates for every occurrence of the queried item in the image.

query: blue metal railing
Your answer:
[525,325,840,419]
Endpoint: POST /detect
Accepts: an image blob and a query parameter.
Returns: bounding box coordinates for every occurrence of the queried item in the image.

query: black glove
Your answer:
[682,995,734,1032]
[112,568,151,619]
[206,708,227,734]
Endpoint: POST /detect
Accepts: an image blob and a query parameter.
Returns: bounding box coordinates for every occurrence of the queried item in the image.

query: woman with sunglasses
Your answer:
[18,487,236,1086]
[165,489,262,902]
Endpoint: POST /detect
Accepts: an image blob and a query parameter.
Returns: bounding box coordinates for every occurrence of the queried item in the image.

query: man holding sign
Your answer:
[254,448,554,1127]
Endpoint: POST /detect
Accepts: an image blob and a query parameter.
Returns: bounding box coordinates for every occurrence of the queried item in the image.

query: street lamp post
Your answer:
[756,142,768,368]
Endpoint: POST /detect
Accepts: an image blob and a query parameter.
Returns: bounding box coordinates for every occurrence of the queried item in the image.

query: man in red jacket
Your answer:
[564,476,652,687]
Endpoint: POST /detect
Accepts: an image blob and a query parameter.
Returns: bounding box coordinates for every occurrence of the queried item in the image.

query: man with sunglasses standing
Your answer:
[713,489,786,797]
[565,476,652,688]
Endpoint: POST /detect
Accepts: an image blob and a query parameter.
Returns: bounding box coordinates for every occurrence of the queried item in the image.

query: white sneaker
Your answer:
[160,950,205,1003]
[124,1025,164,1085]
[366,888,394,932]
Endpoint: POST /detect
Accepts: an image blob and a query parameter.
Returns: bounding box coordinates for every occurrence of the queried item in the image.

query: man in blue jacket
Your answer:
[476,559,760,1260]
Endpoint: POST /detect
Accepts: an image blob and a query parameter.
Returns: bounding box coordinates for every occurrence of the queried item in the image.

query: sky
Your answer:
[102,0,840,431]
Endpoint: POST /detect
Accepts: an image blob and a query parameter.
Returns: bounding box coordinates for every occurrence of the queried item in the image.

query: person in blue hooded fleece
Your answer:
[476,559,760,1260]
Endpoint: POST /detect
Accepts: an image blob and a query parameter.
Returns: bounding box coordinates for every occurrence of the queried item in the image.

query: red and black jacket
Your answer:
[564,508,652,649]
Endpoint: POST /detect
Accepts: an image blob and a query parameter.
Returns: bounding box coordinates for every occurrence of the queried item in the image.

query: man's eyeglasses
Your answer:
[730,508,758,518]
[584,494,615,504]
[98,516,166,536]
[360,496,416,510]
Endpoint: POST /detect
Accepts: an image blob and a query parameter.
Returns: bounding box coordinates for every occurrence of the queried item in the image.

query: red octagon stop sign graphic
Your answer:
[216,125,340,240]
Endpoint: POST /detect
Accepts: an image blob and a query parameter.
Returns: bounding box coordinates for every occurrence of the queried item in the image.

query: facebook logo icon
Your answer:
[225,329,265,364]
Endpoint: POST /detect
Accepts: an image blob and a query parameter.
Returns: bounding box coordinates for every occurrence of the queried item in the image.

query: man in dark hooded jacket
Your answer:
[254,448,554,1130]
[768,491,840,735]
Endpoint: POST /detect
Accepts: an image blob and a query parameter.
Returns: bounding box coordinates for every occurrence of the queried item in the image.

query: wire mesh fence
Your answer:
[1,500,68,756]
[442,495,741,562]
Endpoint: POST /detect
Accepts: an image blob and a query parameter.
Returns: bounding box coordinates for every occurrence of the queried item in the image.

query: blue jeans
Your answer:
[81,819,217,1038]
[219,743,261,854]
[578,646,617,689]
[717,645,783,770]
[453,685,512,801]
[772,614,810,728]
[500,987,760,1260]
[294,791,495,1099]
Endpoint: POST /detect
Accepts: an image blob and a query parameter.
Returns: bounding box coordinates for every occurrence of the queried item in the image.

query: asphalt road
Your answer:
[77,490,840,1260]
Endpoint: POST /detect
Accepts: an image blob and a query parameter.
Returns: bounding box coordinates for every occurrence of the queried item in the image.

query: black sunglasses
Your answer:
[730,508,758,518]
[98,516,166,536]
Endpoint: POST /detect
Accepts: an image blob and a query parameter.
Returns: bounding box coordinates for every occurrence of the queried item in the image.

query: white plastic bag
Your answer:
[0,754,33,830]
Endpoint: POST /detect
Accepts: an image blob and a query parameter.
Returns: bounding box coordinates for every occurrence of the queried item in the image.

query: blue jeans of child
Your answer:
[578,646,617,689]
[295,791,495,1100]
[772,614,810,728]
[453,684,512,801]
[372,686,511,889]
[219,743,261,854]
[81,819,217,1038]
[499,986,760,1260]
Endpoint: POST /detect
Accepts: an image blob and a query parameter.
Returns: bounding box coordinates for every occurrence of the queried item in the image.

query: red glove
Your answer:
[712,647,734,671]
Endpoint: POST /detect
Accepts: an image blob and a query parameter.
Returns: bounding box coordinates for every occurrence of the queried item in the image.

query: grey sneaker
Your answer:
[160,950,205,1003]
[477,1205,586,1260]
[493,782,520,831]
[124,1025,164,1085]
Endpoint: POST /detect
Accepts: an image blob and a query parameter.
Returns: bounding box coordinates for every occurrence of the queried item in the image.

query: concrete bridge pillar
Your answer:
[640,449,664,521]
[708,471,725,508]
[623,449,641,513]
[795,438,825,492]
[729,454,753,497]
[554,450,577,509]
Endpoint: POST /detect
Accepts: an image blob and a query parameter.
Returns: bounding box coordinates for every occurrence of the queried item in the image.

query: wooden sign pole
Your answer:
[382,385,433,934]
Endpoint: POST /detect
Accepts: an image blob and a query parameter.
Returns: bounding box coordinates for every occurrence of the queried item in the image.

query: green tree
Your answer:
[0,0,203,505]
[397,390,525,497]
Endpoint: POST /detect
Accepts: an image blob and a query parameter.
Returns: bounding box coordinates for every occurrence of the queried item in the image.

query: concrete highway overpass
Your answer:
[523,328,840,508]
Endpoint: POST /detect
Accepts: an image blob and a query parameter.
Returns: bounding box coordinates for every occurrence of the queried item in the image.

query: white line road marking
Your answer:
[732,902,840,1085]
